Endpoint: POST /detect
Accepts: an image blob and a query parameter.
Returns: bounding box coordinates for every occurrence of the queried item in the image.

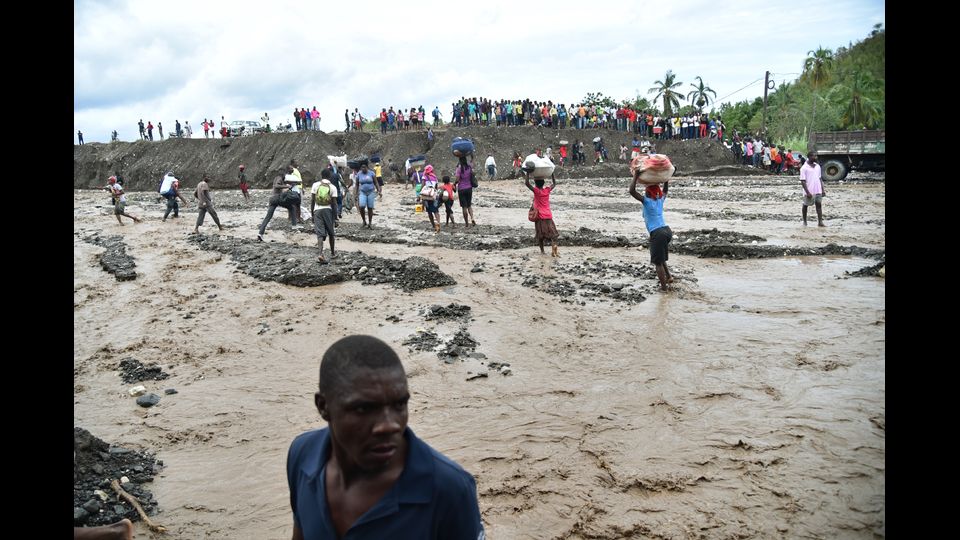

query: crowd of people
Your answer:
[100,138,829,274]
[102,100,724,143]
[726,133,805,175]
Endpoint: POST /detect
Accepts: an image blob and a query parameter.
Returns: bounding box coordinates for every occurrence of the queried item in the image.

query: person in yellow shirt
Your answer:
[374,161,383,187]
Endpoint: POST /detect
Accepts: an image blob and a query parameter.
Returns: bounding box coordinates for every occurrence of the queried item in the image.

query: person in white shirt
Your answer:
[484,154,497,179]
[310,169,339,263]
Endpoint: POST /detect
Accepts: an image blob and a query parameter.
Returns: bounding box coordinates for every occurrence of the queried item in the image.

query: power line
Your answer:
[715,78,764,103]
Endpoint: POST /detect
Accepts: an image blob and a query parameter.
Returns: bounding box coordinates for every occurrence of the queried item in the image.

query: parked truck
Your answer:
[808,130,885,181]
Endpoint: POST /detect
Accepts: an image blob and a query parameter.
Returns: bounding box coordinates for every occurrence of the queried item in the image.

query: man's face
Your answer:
[317,367,409,471]
[808,153,818,164]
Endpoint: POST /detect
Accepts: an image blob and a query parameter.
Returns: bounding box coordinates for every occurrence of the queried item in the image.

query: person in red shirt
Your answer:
[439,175,457,227]
[525,172,559,257]
[558,144,567,167]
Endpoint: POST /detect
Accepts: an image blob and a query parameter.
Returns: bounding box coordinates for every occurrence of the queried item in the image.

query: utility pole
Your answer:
[761,70,775,138]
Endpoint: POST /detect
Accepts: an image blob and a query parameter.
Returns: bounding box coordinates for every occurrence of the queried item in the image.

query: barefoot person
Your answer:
[353,163,380,229]
[159,171,189,222]
[310,169,339,263]
[193,173,224,234]
[454,157,477,227]
[286,335,484,539]
[238,165,250,201]
[629,174,673,290]
[800,151,826,227]
[524,172,559,257]
[439,175,456,227]
[420,165,441,233]
[105,176,141,225]
[257,172,298,241]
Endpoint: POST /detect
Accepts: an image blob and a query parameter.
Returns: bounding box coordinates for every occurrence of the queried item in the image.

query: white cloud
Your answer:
[74,0,885,142]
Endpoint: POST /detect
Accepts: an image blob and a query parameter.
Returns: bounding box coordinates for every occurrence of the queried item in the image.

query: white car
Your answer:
[228,120,264,137]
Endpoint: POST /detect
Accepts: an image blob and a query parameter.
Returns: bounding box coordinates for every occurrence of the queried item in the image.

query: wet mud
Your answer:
[73,173,885,539]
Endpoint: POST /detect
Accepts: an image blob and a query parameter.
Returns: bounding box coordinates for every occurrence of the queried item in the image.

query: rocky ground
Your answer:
[74,427,162,527]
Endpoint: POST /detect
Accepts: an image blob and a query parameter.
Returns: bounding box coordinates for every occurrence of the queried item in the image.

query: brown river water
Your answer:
[74,175,884,539]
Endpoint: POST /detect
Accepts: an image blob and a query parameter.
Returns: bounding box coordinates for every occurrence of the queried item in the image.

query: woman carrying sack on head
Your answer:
[524,170,559,257]
[454,156,478,227]
[420,165,441,233]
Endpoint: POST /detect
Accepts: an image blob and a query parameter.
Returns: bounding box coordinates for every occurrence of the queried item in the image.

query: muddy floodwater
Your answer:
[74,175,884,539]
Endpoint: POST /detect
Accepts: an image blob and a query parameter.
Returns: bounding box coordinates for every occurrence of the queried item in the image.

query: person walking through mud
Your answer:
[511,151,523,176]
[485,154,497,180]
[524,171,559,257]
[629,174,673,290]
[105,176,141,225]
[420,165,441,233]
[286,335,484,540]
[454,157,477,226]
[288,160,307,226]
[800,151,826,227]
[238,165,250,201]
[193,173,224,234]
[353,163,381,229]
[257,173,298,241]
[439,175,456,227]
[159,171,188,222]
[310,169,339,263]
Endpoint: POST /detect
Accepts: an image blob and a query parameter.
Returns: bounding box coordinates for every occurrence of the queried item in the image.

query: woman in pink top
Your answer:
[524,172,559,257]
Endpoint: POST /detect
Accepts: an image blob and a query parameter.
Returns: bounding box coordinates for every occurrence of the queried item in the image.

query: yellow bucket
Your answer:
[414,204,423,213]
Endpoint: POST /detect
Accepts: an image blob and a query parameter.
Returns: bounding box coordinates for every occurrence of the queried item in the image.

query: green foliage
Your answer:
[648,70,684,117]
[827,71,884,129]
[687,76,717,111]
[716,25,883,143]
[582,92,618,108]
[627,94,653,112]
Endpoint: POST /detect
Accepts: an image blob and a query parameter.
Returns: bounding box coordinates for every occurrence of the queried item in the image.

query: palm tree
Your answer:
[827,72,884,129]
[803,47,834,129]
[648,70,684,117]
[687,76,717,112]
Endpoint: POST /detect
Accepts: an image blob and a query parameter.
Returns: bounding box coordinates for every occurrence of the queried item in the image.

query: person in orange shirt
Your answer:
[578,105,586,129]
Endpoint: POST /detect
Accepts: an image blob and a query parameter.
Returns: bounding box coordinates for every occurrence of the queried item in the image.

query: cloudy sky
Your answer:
[74,0,884,143]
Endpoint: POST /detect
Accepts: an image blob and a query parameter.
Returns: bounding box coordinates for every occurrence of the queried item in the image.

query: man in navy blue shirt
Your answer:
[287,335,484,540]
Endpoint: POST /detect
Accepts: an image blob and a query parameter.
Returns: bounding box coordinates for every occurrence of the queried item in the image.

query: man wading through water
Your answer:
[310,169,338,263]
[800,151,826,227]
[629,174,674,290]
[257,171,299,241]
[193,173,224,234]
